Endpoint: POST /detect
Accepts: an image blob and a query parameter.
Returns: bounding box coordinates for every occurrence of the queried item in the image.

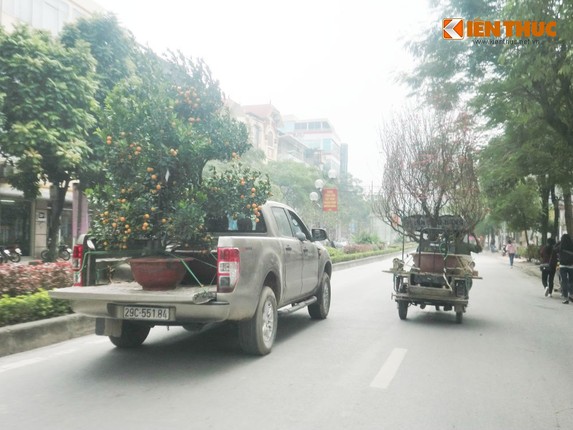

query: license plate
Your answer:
[123,306,170,321]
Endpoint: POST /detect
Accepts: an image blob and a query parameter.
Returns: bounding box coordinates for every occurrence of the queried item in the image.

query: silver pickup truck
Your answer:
[50,201,332,355]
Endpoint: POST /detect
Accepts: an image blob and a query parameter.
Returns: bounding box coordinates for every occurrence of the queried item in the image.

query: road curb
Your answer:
[0,314,95,357]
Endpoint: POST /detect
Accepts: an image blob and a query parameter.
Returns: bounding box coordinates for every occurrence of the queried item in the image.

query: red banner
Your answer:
[322,188,338,212]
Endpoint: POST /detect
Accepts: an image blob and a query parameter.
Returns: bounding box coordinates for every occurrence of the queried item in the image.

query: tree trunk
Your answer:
[47,180,70,262]
[539,183,550,244]
[564,189,573,235]
[551,186,559,239]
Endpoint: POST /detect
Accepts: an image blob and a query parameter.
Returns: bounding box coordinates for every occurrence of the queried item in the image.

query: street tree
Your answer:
[264,159,370,240]
[265,160,320,217]
[404,0,573,242]
[0,25,98,260]
[498,179,542,246]
[373,108,486,242]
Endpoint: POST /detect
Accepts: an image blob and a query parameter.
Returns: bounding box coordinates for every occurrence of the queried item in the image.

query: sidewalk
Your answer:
[509,255,544,278]
[490,251,564,293]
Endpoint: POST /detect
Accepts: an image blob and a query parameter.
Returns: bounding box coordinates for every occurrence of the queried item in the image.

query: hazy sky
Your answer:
[94,0,434,187]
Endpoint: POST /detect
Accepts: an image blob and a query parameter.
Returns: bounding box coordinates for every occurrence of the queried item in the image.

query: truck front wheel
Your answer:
[238,286,277,355]
[109,321,151,348]
[308,272,331,319]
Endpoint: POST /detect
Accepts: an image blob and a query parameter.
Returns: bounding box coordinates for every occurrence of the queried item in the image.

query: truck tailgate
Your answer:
[49,284,229,323]
[51,283,216,303]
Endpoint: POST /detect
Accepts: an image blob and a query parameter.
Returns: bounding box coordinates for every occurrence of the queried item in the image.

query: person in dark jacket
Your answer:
[556,233,573,304]
[539,238,557,297]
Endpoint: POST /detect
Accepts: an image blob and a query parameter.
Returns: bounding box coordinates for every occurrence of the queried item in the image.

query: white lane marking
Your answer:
[370,348,408,389]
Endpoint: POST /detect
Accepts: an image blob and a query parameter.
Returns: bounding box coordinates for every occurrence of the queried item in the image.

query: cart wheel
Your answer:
[398,301,408,320]
[455,311,463,324]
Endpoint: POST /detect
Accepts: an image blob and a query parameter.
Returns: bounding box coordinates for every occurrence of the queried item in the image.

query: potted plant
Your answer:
[86,51,260,290]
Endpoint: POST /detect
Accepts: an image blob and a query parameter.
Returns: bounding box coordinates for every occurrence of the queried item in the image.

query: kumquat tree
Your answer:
[87,50,252,252]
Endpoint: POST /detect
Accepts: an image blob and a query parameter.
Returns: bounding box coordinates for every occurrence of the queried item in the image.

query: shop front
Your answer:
[0,198,31,255]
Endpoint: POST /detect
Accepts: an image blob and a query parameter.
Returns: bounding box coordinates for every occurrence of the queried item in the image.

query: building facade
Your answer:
[280,116,343,177]
[227,101,346,177]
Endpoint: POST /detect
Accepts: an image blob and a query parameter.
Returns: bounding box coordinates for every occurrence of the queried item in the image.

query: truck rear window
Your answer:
[205,214,267,233]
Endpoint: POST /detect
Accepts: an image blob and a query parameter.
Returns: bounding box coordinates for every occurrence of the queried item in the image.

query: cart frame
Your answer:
[387,225,481,324]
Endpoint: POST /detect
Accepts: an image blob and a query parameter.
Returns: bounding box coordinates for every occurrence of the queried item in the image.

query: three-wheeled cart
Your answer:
[386,220,481,324]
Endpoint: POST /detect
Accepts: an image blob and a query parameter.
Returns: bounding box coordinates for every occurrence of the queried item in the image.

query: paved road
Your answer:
[0,253,571,430]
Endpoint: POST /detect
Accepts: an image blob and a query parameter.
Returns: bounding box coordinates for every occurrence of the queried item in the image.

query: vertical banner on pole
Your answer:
[322,188,338,212]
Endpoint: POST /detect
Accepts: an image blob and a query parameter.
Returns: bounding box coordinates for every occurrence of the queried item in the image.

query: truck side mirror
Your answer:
[311,228,328,241]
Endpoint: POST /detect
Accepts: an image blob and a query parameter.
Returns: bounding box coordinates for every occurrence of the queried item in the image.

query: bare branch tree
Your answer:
[372,108,486,242]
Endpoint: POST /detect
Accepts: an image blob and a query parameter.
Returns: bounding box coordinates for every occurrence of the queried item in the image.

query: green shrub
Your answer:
[519,245,540,262]
[327,244,405,264]
[0,290,72,327]
[353,232,381,245]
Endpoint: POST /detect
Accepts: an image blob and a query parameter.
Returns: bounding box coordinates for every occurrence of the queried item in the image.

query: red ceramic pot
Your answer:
[129,257,187,291]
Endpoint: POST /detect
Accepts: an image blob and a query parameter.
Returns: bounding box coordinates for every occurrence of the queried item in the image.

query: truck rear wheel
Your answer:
[308,272,331,319]
[109,321,151,348]
[238,286,277,355]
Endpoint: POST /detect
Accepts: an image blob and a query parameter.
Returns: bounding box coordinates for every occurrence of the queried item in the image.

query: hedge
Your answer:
[0,262,74,327]
[0,290,72,327]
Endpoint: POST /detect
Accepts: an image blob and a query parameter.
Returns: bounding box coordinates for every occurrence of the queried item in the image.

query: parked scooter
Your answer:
[0,245,22,263]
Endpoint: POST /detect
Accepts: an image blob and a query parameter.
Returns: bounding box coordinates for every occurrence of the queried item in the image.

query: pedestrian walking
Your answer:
[506,239,517,268]
[539,238,557,297]
[556,233,573,304]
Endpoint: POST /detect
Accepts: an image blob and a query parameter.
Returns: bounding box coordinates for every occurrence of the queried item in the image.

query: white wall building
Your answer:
[0,0,102,34]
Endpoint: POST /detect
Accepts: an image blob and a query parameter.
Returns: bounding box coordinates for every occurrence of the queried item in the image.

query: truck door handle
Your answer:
[285,245,292,251]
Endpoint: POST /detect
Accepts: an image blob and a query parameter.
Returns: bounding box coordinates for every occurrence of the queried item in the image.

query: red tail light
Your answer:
[217,247,240,293]
[72,244,83,286]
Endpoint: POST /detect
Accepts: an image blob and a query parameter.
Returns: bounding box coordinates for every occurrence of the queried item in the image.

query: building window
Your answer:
[267,132,275,148]
[295,122,307,130]
[305,139,320,149]
[4,0,34,23]
[252,125,261,149]
[42,0,69,34]
[309,121,321,130]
